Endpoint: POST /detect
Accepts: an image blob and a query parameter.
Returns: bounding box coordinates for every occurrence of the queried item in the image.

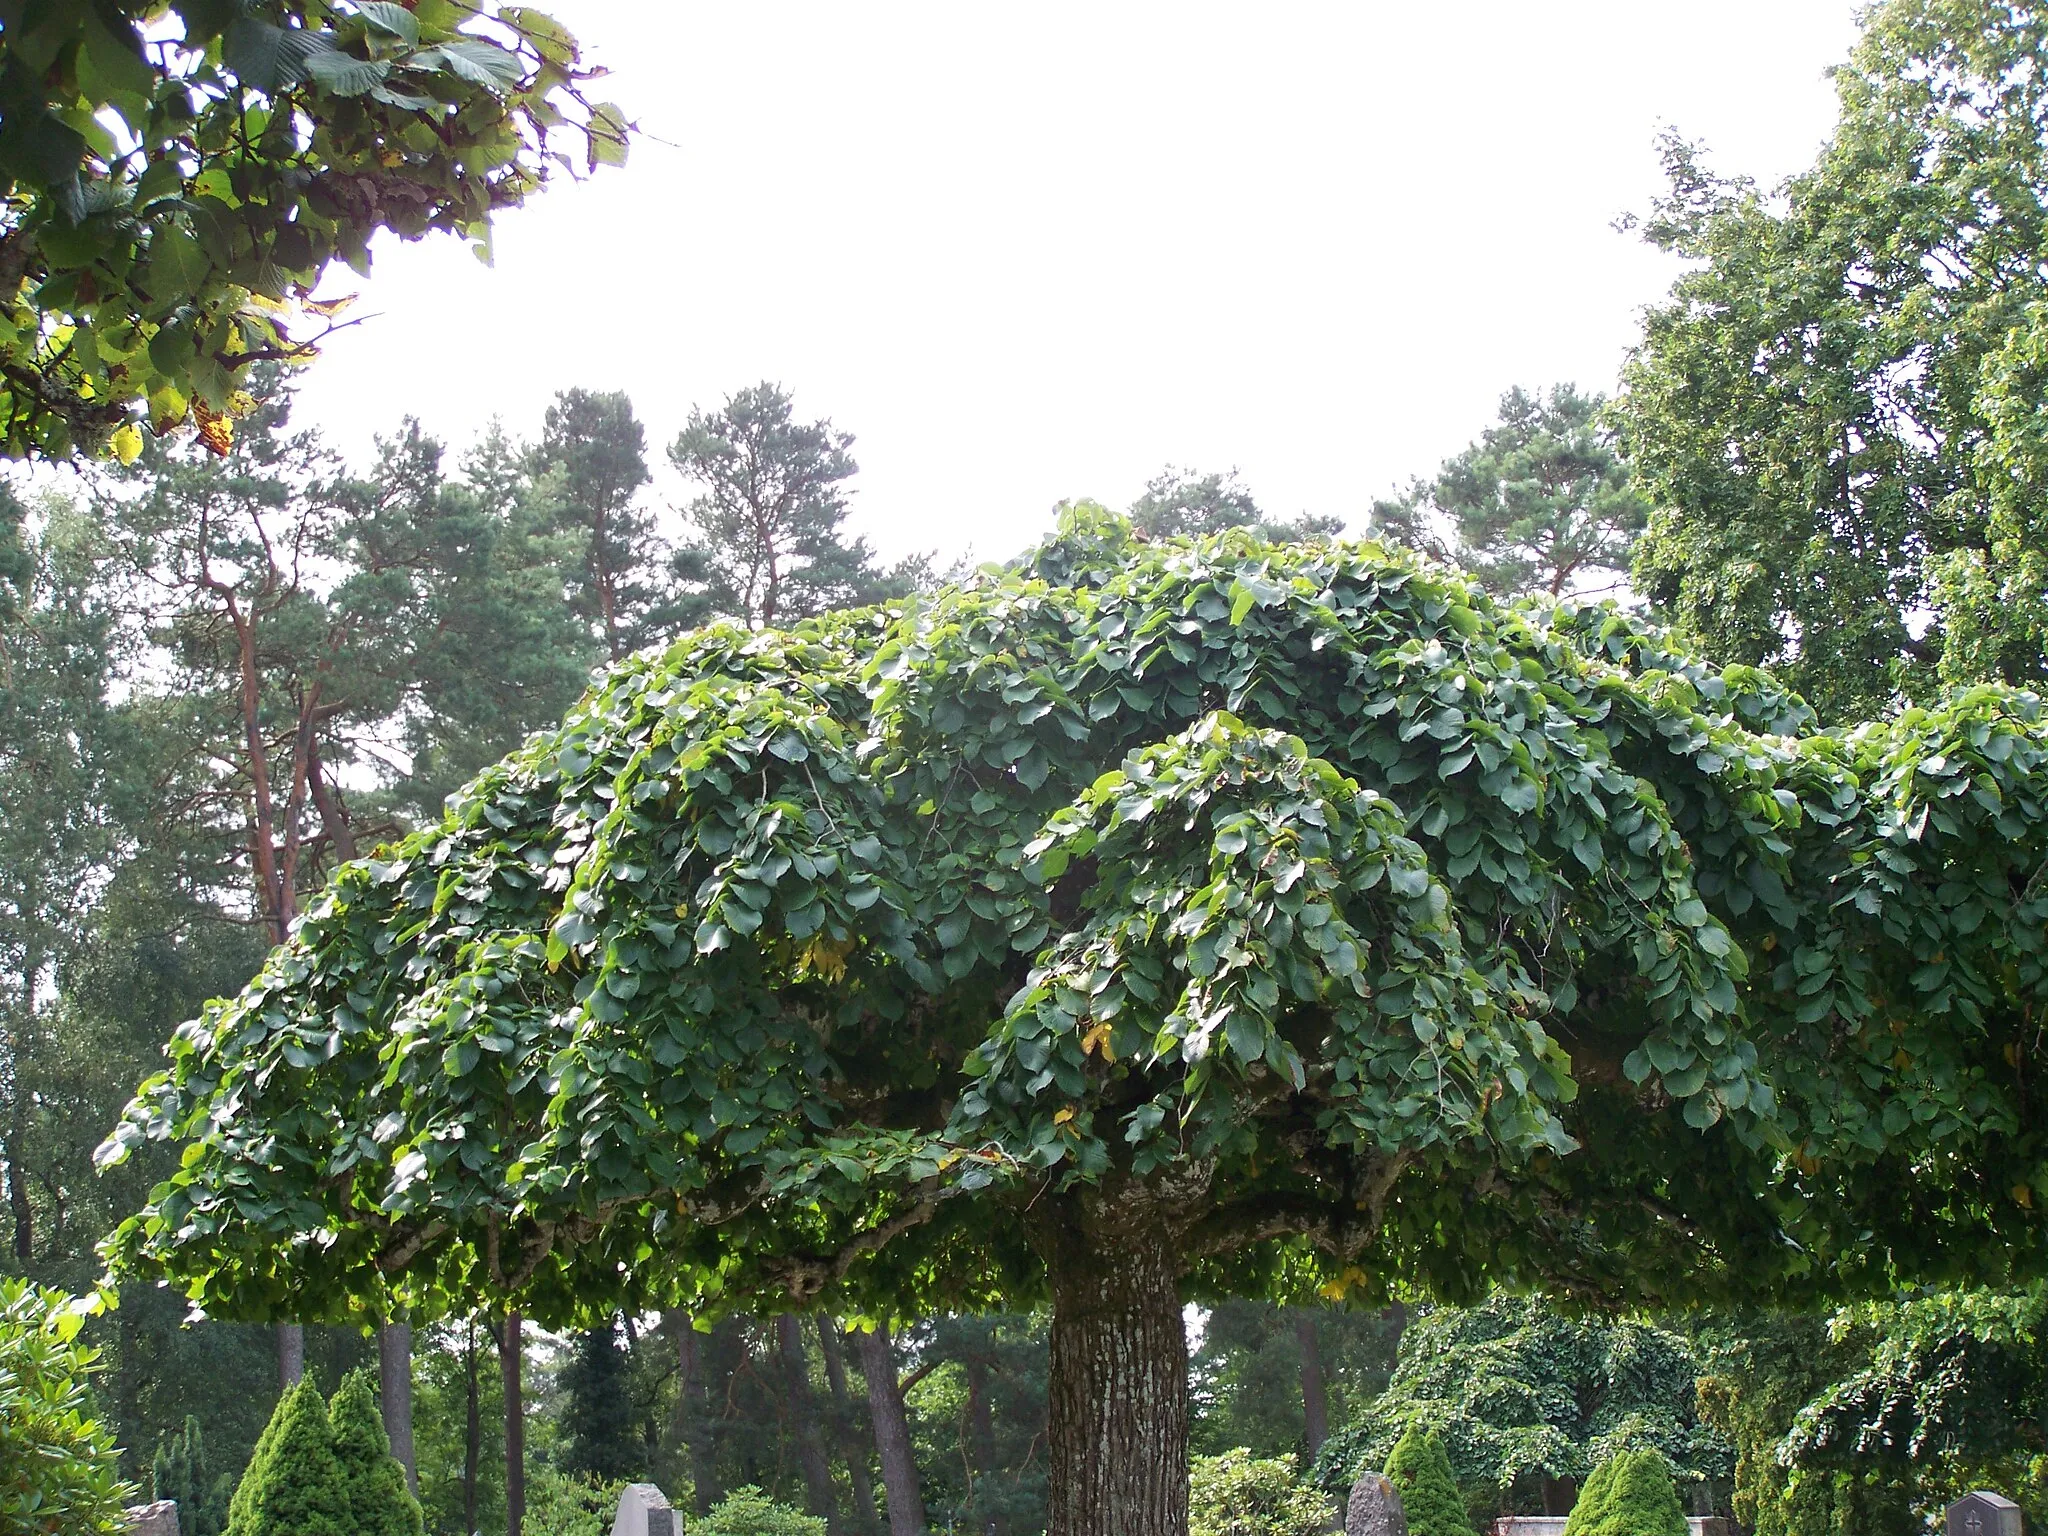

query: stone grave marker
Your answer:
[611,1482,677,1536]
[1345,1470,1407,1536]
[1948,1491,2023,1536]
[125,1500,180,1536]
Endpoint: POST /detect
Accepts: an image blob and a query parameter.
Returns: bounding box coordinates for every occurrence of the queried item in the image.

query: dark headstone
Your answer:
[1345,1471,1408,1536]
[1948,1492,2023,1536]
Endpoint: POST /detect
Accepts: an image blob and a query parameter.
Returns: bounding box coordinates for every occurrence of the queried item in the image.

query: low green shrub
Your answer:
[1190,1448,1333,1536]
[691,1486,826,1536]
[1564,1449,1687,1536]
[1386,1424,1477,1536]
[0,1280,135,1536]
[524,1469,628,1536]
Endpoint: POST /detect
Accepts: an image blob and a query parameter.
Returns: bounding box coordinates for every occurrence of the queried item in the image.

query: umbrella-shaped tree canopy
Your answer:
[102,512,2047,1536]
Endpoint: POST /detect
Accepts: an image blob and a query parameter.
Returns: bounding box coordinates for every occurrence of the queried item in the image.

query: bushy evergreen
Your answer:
[1384,1425,1476,1536]
[329,1370,424,1536]
[1563,1449,1687,1536]
[1188,1449,1334,1536]
[557,1321,641,1482]
[152,1416,232,1536]
[225,1379,348,1536]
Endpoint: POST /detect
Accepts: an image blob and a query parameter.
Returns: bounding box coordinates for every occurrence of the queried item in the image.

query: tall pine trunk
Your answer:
[777,1313,842,1535]
[502,1311,525,1536]
[380,1321,416,1491]
[854,1321,925,1536]
[1294,1312,1328,1459]
[817,1317,880,1535]
[1035,1191,1190,1536]
[276,1323,304,1390]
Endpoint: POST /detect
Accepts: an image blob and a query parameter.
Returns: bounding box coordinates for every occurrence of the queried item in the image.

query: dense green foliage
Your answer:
[1384,1425,1474,1536]
[1191,1302,1399,1460]
[1372,386,1647,599]
[1560,1449,1686,1536]
[1186,1449,1330,1536]
[103,511,2048,1330]
[522,1469,627,1536]
[0,0,625,460]
[226,1378,349,1536]
[556,1321,638,1482]
[330,1369,424,1536]
[1613,0,2048,718]
[0,1280,133,1536]
[691,1486,828,1536]
[1129,468,1344,544]
[1696,1290,2048,1535]
[1310,1297,1728,1515]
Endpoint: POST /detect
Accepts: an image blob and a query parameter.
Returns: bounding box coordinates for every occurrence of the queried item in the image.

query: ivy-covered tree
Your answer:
[0,0,625,460]
[1370,386,1645,600]
[104,515,2048,1536]
[1310,1296,1729,1519]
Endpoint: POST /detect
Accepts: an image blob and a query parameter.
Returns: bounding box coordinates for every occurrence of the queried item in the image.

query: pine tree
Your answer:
[557,1320,642,1483]
[1563,1450,1687,1536]
[225,1379,349,1536]
[1383,1425,1475,1536]
[329,1369,424,1536]
[153,1417,232,1536]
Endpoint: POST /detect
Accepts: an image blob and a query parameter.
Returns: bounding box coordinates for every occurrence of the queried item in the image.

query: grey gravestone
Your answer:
[1948,1492,2023,1536]
[1345,1471,1407,1536]
[126,1501,181,1536]
[611,1483,676,1536]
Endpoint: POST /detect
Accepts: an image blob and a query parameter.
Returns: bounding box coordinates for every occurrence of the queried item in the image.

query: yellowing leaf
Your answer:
[110,421,143,463]
[1081,1022,1114,1061]
[1052,1107,1075,1126]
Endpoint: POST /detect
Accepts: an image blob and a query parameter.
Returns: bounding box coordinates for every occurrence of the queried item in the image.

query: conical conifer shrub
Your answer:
[1384,1425,1475,1536]
[1563,1449,1687,1536]
[224,1378,349,1536]
[329,1369,424,1536]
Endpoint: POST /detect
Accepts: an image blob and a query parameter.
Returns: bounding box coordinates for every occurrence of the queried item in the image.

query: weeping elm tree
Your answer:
[101,514,2046,1536]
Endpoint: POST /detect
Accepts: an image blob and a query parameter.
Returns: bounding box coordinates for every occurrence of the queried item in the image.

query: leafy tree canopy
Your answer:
[1310,1296,1729,1510]
[99,514,2048,1526]
[1371,386,1645,601]
[1613,0,2048,719]
[1187,1449,1330,1536]
[0,0,626,461]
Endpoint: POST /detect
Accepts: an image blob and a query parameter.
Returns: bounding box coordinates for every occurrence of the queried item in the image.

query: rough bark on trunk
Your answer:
[379,1321,416,1492]
[1294,1311,1328,1458]
[502,1311,525,1536]
[854,1320,925,1536]
[818,1317,880,1535]
[1038,1198,1190,1536]
[777,1313,842,1535]
[276,1323,304,1390]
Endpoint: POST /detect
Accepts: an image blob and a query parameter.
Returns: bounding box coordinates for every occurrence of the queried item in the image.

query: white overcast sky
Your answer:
[291,1,1862,566]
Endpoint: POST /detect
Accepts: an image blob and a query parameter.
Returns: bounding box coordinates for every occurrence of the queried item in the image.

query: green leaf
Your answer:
[357,2,422,45]
[224,19,335,90]
[305,49,391,95]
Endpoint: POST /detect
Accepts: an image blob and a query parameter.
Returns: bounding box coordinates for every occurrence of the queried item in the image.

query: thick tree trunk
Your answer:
[379,1321,416,1492]
[1294,1311,1328,1458]
[277,1323,304,1390]
[777,1313,842,1535]
[1039,1201,1189,1536]
[818,1317,880,1535]
[502,1311,525,1536]
[854,1320,925,1536]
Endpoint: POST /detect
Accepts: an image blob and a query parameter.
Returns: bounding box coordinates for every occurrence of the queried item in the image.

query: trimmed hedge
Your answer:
[1563,1449,1688,1536]
[1386,1425,1476,1536]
